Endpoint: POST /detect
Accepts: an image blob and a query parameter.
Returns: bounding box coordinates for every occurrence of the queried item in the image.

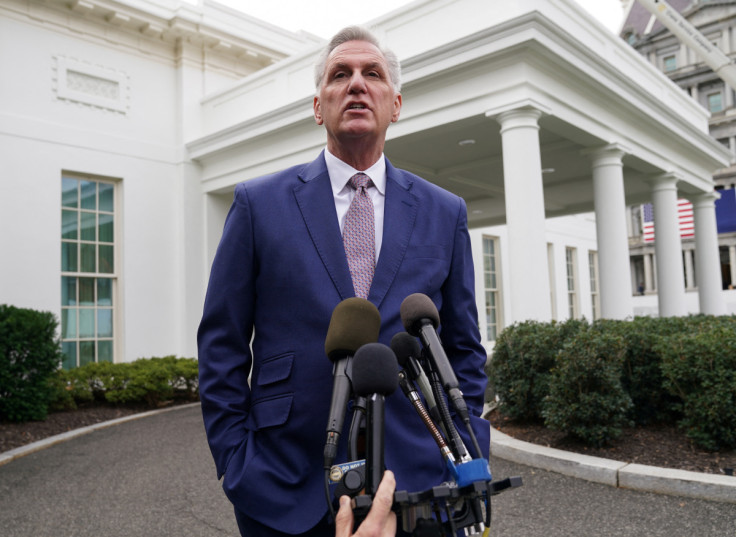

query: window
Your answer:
[663,54,677,72]
[708,92,723,113]
[482,236,501,341]
[588,251,600,320]
[566,247,578,319]
[61,175,116,369]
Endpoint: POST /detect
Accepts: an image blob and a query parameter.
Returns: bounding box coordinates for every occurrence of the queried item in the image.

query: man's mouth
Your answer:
[347,104,367,110]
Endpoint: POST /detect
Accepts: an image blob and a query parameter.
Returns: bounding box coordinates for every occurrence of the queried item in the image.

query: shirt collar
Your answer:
[325,147,386,196]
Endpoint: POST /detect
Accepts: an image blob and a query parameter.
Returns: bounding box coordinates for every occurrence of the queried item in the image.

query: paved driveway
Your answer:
[0,404,733,536]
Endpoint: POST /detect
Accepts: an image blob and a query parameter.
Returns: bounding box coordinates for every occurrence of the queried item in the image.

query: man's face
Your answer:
[314,40,402,149]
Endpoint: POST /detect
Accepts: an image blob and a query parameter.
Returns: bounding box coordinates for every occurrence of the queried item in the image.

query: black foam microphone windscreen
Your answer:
[390,331,422,370]
[400,293,440,336]
[325,297,381,360]
[352,343,399,397]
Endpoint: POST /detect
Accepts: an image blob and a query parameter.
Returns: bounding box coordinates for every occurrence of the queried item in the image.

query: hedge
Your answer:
[50,356,199,411]
[0,305,62,422]
[488,315,736,450]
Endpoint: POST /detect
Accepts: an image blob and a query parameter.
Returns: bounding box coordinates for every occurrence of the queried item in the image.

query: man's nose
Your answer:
[347,72,367,93]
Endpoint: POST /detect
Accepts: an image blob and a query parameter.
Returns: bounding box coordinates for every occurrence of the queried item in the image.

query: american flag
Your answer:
[641,199,694,242]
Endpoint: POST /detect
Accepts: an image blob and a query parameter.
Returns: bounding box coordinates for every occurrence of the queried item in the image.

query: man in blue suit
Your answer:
[198,26,490,537]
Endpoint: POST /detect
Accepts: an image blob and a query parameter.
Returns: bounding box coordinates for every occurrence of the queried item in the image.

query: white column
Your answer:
[586,145,633,319]
[650,174,687,316]
[644,252,654,293]
[495,107,551,322]
[684,249,695,290]
[692,192,727,314]
[730,245,736,286]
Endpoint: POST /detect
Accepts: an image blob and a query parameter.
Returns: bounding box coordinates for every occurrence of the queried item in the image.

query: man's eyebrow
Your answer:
[329,61,385,72]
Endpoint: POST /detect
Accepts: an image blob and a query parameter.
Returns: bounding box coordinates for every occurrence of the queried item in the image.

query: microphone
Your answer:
[397,370,456,467]
[351,342,399,496]
[400,293,469,421]
[400,293,484,460]
[391,331,466,459]
[323,298,381,470]
[390,332,439,417]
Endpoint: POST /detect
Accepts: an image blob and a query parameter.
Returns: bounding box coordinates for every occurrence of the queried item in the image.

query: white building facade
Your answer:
[0,0,729,365]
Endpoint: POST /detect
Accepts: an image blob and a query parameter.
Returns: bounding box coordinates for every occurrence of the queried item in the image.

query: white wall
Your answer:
[0,12,183,361]
[470,212,600,353]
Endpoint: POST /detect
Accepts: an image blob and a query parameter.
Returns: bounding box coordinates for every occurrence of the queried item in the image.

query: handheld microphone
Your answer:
[390,332,440,418]
[323,298,381,470]
[400,293,483,459]
[400,294,468,418]
[397,370,455,466]
[351,342,399,496]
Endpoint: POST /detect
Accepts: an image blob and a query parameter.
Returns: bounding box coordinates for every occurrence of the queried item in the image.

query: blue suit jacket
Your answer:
[197,153,490,533]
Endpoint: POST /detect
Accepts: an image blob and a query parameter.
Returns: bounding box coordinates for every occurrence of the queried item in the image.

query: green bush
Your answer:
[49,356,199,411]
[487,318,586,421]
[594,317,681,425]
[543,329,632,447]
[0,305,62,422]
[658,325,736,451]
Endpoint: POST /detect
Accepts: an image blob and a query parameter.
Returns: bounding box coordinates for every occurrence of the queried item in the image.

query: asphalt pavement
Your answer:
[0,404,734,537]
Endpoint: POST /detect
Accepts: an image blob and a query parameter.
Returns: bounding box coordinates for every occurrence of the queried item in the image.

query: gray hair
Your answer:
[314,26,402,93]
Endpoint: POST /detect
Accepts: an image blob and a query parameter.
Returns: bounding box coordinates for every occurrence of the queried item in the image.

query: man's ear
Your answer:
[313,96,323,125]
[391,93,402,123]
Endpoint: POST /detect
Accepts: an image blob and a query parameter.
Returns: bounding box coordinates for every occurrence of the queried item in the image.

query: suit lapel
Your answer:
[369,163,417,308]
[293,154,354,300]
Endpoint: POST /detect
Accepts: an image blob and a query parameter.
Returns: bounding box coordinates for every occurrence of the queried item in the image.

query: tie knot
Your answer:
[349,173,372,191]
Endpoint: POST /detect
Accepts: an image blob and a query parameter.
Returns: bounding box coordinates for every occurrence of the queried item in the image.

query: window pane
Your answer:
[97,278,112,306]
[79,341,95,366]
[99,183,114,212]
[80,212,96,241]
[80,181,96,210]
[61,242,78,272]
[62,341,77,370]
[61,308,77,339]
[62,210,78,240]
[80,243,96,272]
[97,309,112,337]
[79,309,95,338]
[98,213,113,243]
[98,340,113,363]
[62,178,78,208]
[61,276,77,306]
[99,245,114,273]
[79,277,95,305]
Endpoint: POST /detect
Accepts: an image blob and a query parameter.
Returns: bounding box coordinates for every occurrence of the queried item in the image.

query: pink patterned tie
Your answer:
[343,173,375,299]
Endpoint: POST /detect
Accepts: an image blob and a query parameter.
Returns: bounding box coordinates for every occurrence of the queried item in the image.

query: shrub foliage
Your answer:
[0,305,62,422]
[489,315,736,450]
[50,356,199,411]
[486,319,585,421]
[543,328,632,447]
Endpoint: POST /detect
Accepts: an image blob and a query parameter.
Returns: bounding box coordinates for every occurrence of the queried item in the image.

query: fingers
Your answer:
[335,470,397,537]
[335,495,354,537]
[355,470,396,537]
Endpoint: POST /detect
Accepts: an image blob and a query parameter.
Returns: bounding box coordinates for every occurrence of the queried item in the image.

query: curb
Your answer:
[491,426,736,504]
[0,402,201,468]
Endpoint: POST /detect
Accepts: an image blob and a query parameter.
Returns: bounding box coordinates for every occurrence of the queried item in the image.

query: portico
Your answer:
[187,0,729,325]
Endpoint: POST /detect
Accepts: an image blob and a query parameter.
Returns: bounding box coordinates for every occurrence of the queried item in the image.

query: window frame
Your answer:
[60,173,120,369]
[481,235,502,343]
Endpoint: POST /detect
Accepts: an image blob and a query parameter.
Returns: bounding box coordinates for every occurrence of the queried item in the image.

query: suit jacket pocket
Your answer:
[255,352,294,386]
[249,393,293,430]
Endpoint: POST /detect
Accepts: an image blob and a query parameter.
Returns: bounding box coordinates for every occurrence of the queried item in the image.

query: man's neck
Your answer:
[327,139,385,172]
